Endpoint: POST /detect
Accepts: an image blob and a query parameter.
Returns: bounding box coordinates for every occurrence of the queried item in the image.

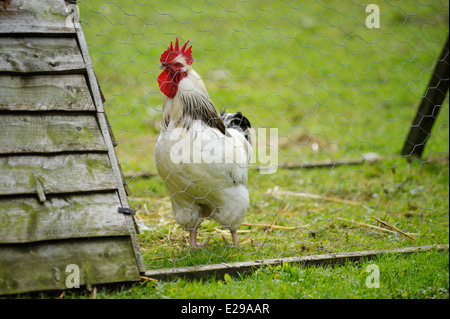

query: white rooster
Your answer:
[155,38,253,248]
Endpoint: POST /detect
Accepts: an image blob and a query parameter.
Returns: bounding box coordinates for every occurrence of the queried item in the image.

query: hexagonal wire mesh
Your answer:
[78,0,449,272]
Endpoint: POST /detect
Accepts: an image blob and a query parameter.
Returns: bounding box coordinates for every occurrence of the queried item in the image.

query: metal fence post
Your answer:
[401,36,449,158]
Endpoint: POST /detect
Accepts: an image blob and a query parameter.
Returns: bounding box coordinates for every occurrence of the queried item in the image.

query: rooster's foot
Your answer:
[189,229,210,249]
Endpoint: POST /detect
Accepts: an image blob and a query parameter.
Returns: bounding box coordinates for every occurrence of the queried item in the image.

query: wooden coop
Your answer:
[0,0,145,295]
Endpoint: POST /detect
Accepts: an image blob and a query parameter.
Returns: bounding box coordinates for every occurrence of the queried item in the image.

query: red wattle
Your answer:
[158,70,187,98]
[158,70,176,98]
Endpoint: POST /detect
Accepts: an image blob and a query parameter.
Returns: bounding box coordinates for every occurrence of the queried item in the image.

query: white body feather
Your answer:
[155,69,253,231]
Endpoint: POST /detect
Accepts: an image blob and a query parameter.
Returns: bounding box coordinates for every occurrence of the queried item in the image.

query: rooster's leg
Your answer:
[189,229,210,248]
[230,229,239,246]
[189,229,199,248]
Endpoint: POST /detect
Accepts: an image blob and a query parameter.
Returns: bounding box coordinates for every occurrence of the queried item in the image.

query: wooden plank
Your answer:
[75,23,104,113]
[0,37,85,73]
[145,244,449,281]
[0,75,95,111]
[0,0,76,34]
[0,237,141,295]
[0,153,118,196]
[0,192,130,244]
[402,36,449,158]
[0,114,108,154]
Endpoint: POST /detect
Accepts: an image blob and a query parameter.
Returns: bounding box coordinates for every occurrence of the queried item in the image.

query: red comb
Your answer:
[160,38,193,65]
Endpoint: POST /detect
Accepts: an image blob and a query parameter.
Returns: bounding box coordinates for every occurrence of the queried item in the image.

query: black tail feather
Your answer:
[220,111,252,143]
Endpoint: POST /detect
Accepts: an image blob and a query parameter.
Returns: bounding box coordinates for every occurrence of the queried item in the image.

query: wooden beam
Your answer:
[401,36,449,158]
[0,75,95,111]
[0,114,107,153]
[122,155,385,179]
[145,244,449,281]
[253,154,383,171]
[75,21,105,113]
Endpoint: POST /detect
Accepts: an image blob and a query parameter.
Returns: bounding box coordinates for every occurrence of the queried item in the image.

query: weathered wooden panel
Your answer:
[0,237,141,295]
[0,37,85,73]
[0,114,107,153]
[0,153,118,196]
[0,75,95,111]
[0,193,129,244]
[0,0,76,34]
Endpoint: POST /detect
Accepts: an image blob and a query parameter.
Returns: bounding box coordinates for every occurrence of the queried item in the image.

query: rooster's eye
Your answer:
[174,63,181,68]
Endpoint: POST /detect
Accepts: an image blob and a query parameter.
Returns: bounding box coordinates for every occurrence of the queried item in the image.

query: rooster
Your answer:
[155,38,253,248]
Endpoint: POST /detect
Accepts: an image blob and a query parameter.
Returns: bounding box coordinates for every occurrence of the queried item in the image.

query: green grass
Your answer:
[134,155,448,271]
[79,0,449,172]
[143,249,449,299]
[27,248,448,299]
[66,0,450,298]
[134,249,449,299]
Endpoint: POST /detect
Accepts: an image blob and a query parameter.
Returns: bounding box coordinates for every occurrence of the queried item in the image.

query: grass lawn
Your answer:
[100,248,450,299]
[55,0,450,298]
[25,248,448,299]
[133,156,448,271]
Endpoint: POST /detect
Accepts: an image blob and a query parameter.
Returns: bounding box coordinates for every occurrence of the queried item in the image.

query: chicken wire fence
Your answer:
[77,0,449,271]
